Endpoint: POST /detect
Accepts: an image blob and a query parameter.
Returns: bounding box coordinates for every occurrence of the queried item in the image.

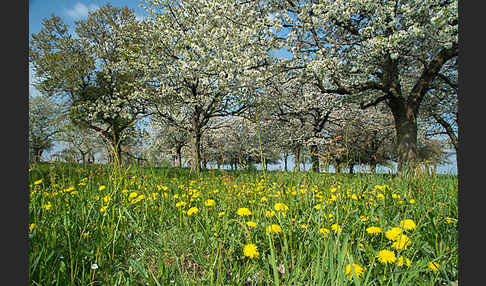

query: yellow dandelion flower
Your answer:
[300,224,308,230]
[377,250,396,264]
[243,243,259,258]
[396,256,411,267]
[100,206,107,213]
[260,196,268,202]
[320,228,330,236]
[218,211,225,217]
[266,224,282,234]
[82,232,89,239]
[400,219,416,231]
[42,202,52,211]
[427,262,440,272]
[366,226,383,235]
[331,224,342,233]
[314,204,321,210]
[29,223,35,232]
[391,234,411,250]
[274,203,289,212]
[187,207,199,216]
[409,199,416,204]
[385,227,402,241]
[176,201,186,208]
[237,208,252,216]
[128,192,138,200]
[360,216,369,222]
[204,199,215,207]
[98,185,106,191]
[265,210,275,217]
[344,263,364,280]
[34,179,43,185]
[376,193,385,200]
[246,221,257,228]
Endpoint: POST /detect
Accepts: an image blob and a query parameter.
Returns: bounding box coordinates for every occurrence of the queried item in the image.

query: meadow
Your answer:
[28,162,458,285]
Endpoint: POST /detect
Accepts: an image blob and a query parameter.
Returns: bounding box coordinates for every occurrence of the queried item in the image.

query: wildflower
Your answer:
[274,203,289,212]
[82,233,89,239]
[391,234,411,250]
[313,204,321,210]
[98,185,106,191]
[91,263,98,270]
[366,226,383,235]
[266,224,282,234]
[300,224,308,230]
[396,256,411,267]
[100,206,107,213]
[409,199,416,204]
[243,243,259,259]
[344,263,364,280]
[260,196,268,202]
[34,179,43,185]
[246,221,257,228]
[377,250,396,264]
[42,202,52,211]
[265,210,275,217]
[331,224,342,233]
[218,212,225,217]
[29,223,35,232]
[360,216,369,222]
[187,207,199,216]
[103,195,111,203]
[400,219,416,231]
[385,227,402,241]
[176,201,186,208]
[128,192,138,200]
[320,228,330,236]
[445,217,455,224]
[427,262,440,272]
[237,208,252,216]
[376,193,385,200]
[204,199,215,207]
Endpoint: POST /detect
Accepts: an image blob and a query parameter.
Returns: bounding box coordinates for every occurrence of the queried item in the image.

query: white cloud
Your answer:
[65,3,99,20]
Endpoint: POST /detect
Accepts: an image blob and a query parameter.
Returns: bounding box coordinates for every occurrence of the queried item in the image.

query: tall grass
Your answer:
[28,162,457,285]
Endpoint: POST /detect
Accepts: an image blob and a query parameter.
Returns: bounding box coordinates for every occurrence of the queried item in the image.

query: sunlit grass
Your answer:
[28,162,457,285]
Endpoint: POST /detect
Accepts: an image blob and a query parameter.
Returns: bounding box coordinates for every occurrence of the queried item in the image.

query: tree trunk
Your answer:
[294,147,301,172]
[283,153,288,172]
[310,144,320,173]
[390,99,419,174]
[191,116,202,172]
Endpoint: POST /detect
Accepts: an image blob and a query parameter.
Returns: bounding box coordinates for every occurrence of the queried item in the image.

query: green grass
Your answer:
[28,162,458,285]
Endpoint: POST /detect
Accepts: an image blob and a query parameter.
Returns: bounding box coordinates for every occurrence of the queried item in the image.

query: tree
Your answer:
[116,0,279,172]
[29,5,149,164]
[28,94,65,162]
[272,0,458,173]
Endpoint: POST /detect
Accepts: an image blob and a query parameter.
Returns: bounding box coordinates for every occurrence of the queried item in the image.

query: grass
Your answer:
[28,162,457,285]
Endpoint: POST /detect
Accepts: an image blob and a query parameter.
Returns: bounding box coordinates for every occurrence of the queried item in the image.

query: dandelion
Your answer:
[400,219,416,231]
[128,192,138,200]
[187,207,199,216]
[274,203,289,212]
[204,199,215,207]
[42,202,52,211]
[377,250,396,264]
[360,216,369,222]
[82,233,89,239]
[218,212,225,217]
[366,226,383,235]
[376,193,385,200]
[176,201,186,208]
[409,199,416,204]
[34,179,43,185]
[266,224,282,234]
[237,208,252,216]
[391,234,411,250]
[300,224,308,230]
[100,206,107,213]
[98,185,106,191]
[331,223,342,233]
[344,263,364,280]
[385,227,402,241]
[313,204,321,210]
[246,221,257,228]
[427,262,440,272]
[320,228,330,236]
[396,256,411,267]
[243,243,259,258]
[29,223,35,232]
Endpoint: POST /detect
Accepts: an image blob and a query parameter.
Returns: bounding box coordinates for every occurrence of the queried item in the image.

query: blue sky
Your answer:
[28,0,458,174]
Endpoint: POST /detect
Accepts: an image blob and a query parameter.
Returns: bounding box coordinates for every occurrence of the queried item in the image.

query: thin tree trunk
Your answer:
[310,144,320,173]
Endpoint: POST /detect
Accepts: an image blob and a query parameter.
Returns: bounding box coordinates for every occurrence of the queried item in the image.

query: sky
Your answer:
[28,0,458,174]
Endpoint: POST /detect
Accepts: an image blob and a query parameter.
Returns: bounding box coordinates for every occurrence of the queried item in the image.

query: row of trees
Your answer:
[29,1,458,174]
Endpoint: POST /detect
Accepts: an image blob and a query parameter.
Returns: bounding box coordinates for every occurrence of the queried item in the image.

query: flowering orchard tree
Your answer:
[28,95,65,162]
[264,68,345,172]
[29,5,149,163]
[115,0,279,172]
[272,0,458,173]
